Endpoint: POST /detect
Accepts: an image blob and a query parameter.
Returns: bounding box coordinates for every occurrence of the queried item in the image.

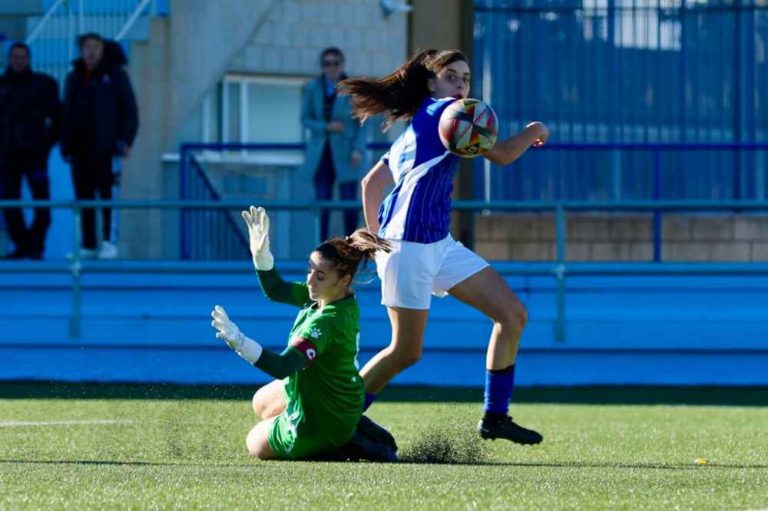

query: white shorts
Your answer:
[375,235,490,310]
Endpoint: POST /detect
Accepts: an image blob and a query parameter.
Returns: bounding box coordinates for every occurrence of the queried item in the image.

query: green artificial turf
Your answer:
[0,384,766,510]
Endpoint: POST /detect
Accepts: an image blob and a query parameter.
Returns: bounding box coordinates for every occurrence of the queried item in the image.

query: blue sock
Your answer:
[483,365,515,417]
[363,392,377,412]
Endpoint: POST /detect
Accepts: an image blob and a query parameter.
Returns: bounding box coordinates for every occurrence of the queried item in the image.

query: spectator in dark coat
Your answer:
[0,42,62,259]
[61,33,138,259]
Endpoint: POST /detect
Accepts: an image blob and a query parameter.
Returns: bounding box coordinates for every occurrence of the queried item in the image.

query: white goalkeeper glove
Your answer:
[211,305,263,364]
[241,206,274,271]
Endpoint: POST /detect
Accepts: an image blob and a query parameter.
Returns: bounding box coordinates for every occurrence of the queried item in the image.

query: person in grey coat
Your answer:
[301,47,367,242]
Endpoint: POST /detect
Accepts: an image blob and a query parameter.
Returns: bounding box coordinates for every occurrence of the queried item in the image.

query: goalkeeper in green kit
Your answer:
[211,206,396,461]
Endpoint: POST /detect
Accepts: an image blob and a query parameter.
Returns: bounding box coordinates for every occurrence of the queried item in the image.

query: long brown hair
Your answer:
[340,49,468,128]
[314,229,391,283]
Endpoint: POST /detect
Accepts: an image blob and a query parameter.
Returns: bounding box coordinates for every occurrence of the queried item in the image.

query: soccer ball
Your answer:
[438,98,498,158]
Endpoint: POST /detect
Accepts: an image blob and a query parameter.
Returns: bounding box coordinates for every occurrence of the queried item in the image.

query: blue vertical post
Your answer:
[554,204,567,343]
[179,146,188,259]
[653,148,662,262]
[69,204,82,339]
[678,0,687,143]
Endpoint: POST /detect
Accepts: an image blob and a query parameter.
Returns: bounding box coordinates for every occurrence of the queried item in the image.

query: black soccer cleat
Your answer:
[477,415,543,445]
[356,415,398,454]
[341,429,398,463]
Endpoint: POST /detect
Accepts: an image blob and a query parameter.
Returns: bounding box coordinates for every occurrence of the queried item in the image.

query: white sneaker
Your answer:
[98,241,118,259]
[66,248,98,260]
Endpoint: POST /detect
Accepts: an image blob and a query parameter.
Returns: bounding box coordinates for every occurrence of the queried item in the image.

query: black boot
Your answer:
[356,415,398,453]
[477,414,543,445]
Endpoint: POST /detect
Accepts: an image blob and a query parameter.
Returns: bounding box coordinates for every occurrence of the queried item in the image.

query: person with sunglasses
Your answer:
[301,47,368,242]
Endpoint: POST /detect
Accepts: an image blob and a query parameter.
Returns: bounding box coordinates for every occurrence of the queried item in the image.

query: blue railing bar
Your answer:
[554,205,567,343]
[180,141,768,152]
[4,260,768,276]
[538,143,768,151]
[180,142,393,152]
[652,149,663,262]
[187,155,249,251]
[3,199,768,211]
[474,4,764,12]
[188,155,226,201]
[26,0,66,44]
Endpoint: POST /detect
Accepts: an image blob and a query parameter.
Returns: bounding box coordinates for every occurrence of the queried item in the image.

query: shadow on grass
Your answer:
[1,459,765,470]
[1,381,767,407]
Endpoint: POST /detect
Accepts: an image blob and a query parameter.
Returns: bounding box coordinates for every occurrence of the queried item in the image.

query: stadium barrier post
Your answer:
[554,204,567,343]
[69,202,82,339]
[653,148,663,262]
[179,145,188,260]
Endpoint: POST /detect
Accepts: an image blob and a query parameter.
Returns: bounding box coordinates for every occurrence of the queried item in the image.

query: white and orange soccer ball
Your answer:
[438,98,498,158]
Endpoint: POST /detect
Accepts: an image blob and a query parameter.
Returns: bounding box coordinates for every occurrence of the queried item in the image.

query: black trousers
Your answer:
[71,154,113,249]
[0,153,51,255]
[314,143,358,242]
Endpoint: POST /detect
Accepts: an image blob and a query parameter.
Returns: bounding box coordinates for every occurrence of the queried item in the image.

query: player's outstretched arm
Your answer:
[484,122,549,166]
[212,305,307,379]
[242,206,274,271]
[211,305,263,363]
[242,206,308,306]
[361,161,394,233]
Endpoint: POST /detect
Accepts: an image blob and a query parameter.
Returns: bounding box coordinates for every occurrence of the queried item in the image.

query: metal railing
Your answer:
[178,142,391,259]
[181,142,768,262]
[26,0,68,44]
[179,153,249,259]
[474,2,768,146]
[115,0,156,41]
[3,198,768,342]
[24,0,159,84]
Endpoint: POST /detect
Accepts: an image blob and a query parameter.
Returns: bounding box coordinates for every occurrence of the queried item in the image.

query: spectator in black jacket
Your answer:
[62,33,138,259]
[0,42,62,259]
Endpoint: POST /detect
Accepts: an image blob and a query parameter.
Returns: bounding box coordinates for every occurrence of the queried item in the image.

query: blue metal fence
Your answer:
[179,152,248,260]
[483,142,768,203]
[178,142,390,260]
[180,143,768,262]
[474,0,768,201]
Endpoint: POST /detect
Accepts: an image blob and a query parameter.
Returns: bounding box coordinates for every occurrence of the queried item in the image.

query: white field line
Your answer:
[0,419,135,428]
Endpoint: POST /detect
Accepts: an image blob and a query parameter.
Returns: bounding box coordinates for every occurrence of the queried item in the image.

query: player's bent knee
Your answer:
[247,442,271,460]
[516,304,529,330]
[252,391,268,418]
[399,349,422,368]
[493,303,528,334]
[245,426,273,460]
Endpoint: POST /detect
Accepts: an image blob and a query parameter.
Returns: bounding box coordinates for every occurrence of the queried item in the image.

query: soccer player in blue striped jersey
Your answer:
[342,49,549,444]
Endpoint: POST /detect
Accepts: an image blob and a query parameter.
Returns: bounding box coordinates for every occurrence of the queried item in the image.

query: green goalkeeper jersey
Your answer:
[258,269,364,451]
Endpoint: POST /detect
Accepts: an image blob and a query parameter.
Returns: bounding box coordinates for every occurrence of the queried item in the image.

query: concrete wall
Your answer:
[122,0,280,257]
[120,0,409,258]
[229,0,408,78]
[475,214,768,262]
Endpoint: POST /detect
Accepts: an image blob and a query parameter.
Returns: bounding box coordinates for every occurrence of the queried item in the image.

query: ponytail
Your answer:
[340,49,468,129]
[314,229,391,283]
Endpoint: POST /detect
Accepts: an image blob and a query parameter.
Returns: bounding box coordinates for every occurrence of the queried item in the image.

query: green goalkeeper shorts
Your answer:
[267,413,341,460]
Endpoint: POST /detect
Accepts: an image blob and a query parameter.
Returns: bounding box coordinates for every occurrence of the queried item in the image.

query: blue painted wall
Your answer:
[2,263,767,386]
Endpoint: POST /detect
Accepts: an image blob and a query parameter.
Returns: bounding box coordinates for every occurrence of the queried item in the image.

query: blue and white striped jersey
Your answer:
[378,97,460,244]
